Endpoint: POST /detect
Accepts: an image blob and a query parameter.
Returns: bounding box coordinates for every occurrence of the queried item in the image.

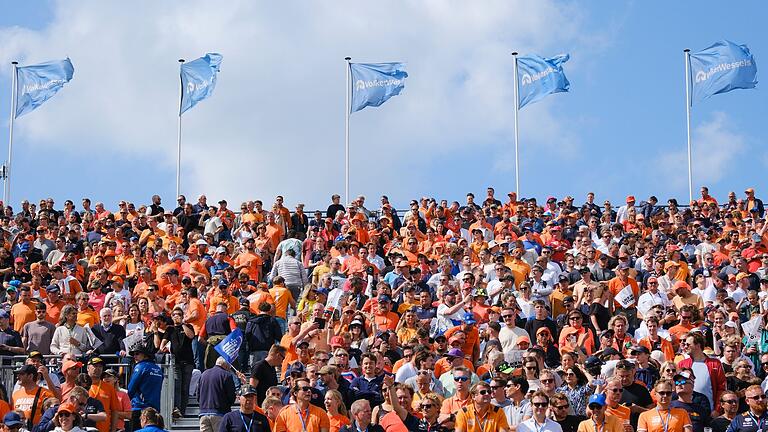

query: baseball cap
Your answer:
[330,336,345,348]
[584,356,604,369]
[239,386,258,396]
[3,412,23,427]
[62,360,83,373]
[626,195,636,203]
[88,357,104,366]
[496,361,515,374]
[239,297,250,307]
[14,257,24,264]
[27,351,43,359]
[215,246,227,254]
[377,295,391,303]
[446,348,464,358]
[15,364,37,375]
[462,312,476,324]
[588,393,607,408]
[56,402,78,416]
[629,345,650,355]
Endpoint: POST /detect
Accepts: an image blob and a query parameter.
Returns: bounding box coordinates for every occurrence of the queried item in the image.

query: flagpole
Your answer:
[5,61,18,207]
[344,56,351,206]
[176,58,185,199]
[684,49,693,204]
[511,52,520,197]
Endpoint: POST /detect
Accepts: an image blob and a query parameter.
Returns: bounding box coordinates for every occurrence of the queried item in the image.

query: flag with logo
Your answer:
[180,53,223,115]
[214,328,243,364]
[15,58,74,118]
[689,40,757,105]
[350,62,408,113]
[517,54,570,109]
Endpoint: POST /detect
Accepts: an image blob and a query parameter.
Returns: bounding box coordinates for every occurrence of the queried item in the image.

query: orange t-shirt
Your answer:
[444,326,480,359]
[605,403,630,423]
[89,380,121,432]
[608,277,640,309]
[77,308,99,328]
[207,294,239,315]
[12,386,54,425]
[440,393,472,415]
[234,252,263,281]
[637,407,691,432]
[10,301,36,332]
[328,413,351,432]
[184,298,207,334]
[269,287,294,320]
[273,404,330,432]
[373,312,400,332]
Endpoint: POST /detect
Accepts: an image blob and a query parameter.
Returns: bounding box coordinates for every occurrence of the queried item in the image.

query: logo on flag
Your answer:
[15,58,74,118]
[214,328,243,364]
[689,40,757,105]
[517,54,570,109]
[180,53,223,115]
[350,62,408,113]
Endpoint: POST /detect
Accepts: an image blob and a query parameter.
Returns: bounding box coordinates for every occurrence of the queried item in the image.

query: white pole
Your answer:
[5,61,18,207]
[345,56,351,206]
[176,58,185,199]
[684,49,693,204]
[512,52,520,196]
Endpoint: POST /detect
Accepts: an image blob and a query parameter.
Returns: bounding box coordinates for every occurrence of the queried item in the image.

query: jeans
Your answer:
[192,338,205,371]
[174,363,195,415]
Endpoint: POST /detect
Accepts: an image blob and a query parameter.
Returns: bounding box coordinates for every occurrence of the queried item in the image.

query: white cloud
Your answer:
[0,0,589,208]
[657,111,746,189]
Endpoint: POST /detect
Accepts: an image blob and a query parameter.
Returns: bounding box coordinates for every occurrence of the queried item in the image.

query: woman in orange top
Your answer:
[324,390,350,432]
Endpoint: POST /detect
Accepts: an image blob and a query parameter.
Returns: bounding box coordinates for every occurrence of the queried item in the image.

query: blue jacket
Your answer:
[199,365,236,415]
[127,360,163,410]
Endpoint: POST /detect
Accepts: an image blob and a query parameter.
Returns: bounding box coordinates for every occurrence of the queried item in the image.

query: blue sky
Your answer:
[0,1,765,212]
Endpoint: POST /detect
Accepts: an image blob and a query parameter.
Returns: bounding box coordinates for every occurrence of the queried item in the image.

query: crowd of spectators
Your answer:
[0,186,766,432]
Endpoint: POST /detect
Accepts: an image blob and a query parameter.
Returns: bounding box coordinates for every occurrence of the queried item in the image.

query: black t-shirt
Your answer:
[619,382,653,427]
[84,397,105,429]
[219,409,271,432]
[250,359,278,405]
[588,303,610,332]
[162,324,194,364]
[557,415,586,432]
[710,416,733,432]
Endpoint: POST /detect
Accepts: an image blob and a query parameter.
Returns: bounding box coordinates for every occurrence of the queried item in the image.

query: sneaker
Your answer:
[172,408,182,419]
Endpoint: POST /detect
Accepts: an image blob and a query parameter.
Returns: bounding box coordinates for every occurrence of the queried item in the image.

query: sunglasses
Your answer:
[533,402,548,408]
[721,399,738,404]
[657,391,673,396]
[476,389,491,395]
[58,412,72,418]
[299,386,312,392]
[554,404,569,409]
[420,404,435,409]
[540,379,554,384]
[748,395,768,400]
[454,376,469,382]
[674,380,689,386]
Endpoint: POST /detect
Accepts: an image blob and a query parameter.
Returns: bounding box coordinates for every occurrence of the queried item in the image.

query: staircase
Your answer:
[168,395,240,431]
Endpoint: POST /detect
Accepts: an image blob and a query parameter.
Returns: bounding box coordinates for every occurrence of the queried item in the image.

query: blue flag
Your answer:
[180,53,223,115]
[15,58,74,118]
[689,40,757,105]
[214,328,243,364]
[517,54,570,109]
[350,62,407,113]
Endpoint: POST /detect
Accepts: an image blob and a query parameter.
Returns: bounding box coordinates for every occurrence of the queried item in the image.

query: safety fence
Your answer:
[0,354,175,426]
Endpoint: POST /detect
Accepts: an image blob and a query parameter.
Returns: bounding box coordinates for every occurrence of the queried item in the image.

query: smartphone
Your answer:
[314,318,326,330]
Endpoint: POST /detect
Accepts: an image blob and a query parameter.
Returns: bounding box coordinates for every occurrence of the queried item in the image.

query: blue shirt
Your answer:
[127,360,163,410]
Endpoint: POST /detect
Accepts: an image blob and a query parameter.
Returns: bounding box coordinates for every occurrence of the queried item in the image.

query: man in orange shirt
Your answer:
[43,285,65,324]
[608,262,640,330]
[234,238,263,282]
[444,313,481,364]
[265,213,285,251]
[87,357,120,432]
[273,377,330,432]
[439,366,473,427]
[10,287,36,333]
[269,277,296,331]
[12,364,54,426]
[372,295,399,332]
[181,287,207,371]
[206,280,239,315]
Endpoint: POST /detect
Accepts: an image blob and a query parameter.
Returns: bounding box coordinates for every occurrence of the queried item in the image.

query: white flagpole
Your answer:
[684,49,693,204]
[5,61,18,207]
[176,58,185,199]
[512,52,520,196]
[344,56,351,206]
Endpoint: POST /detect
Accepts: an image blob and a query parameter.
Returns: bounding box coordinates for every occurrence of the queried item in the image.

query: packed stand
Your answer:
[0,187,768,432]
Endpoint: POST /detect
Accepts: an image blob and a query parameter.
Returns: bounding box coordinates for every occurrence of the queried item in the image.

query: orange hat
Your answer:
[104,250,116,257]
[110,276,123,285]
[736,272,750,282]
[536,327,552,336]
[673,281,690,291]
[664,261,679,271]
[62,360,83,373]
[516,336,531,346]
[57,402,78,415]
[626,196,636,203]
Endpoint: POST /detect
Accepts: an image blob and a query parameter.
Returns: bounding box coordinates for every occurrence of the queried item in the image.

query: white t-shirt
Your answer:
[518,417,563,432]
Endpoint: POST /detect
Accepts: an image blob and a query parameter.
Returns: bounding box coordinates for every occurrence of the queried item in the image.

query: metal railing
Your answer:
[0,354,175,426]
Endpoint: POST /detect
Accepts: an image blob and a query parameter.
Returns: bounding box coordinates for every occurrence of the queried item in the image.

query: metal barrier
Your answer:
[0,354,175,427]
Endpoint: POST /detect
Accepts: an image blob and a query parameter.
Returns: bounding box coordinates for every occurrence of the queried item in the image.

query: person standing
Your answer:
[198,357,237,432]
[250,345,286,405]
[273,377,330,432]
[218,386,271,432]
[21,302,56,355]
[677,332,726,413]
[710,391,739,432]
[127,345,163,432]
[159,307,195,419]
